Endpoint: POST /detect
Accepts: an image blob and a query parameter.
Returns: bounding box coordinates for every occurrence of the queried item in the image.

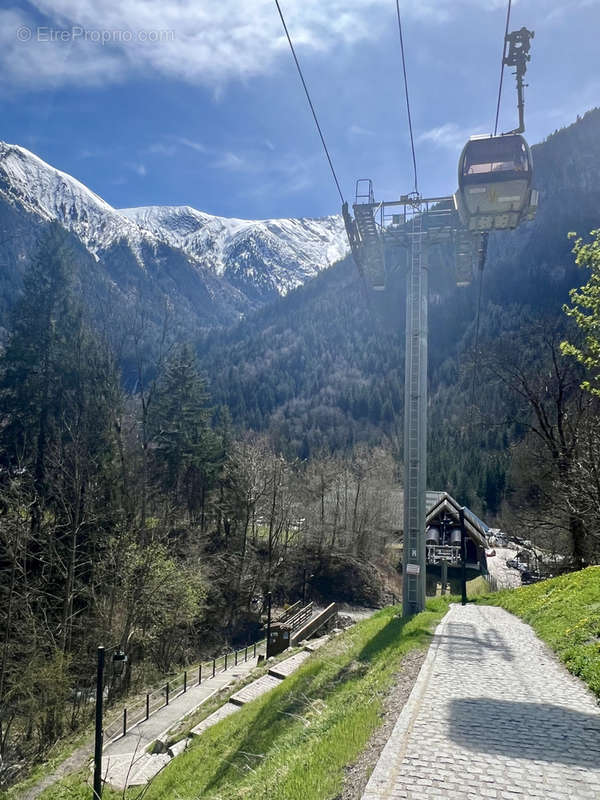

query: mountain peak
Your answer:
[0,142,348,296]
[120,204,348,288]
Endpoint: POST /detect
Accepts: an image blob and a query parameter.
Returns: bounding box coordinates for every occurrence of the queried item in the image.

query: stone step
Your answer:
[268,650,311,679]
[168,738,189,758]
[129,752,172,785]
[304,634,329,652]
[189,701,239,736]
[229,673,283,706]
[101,751,172,789]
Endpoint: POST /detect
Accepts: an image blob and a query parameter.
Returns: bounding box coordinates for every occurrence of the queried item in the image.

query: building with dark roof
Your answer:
[424,492,489,594]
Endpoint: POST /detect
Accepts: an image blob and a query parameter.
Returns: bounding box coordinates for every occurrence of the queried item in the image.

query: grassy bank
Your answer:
[37,598,450,800]
[480,565,600,697]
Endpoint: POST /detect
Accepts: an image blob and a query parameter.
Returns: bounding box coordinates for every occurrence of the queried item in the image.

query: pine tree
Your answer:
[0,226,122,756]
[151,344,220,521]
[0,225,78,507]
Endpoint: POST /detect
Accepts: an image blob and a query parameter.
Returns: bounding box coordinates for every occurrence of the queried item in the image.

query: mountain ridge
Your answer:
[0,141,348,327]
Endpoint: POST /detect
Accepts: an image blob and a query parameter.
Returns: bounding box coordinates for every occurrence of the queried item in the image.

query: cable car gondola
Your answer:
[454,133,538,232]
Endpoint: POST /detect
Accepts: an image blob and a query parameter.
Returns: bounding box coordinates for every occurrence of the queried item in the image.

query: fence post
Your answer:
[212,658,216,678]
[166,682,169,706]
[235,650,238,666]
[198,664,202,685]
[253,642,257,658]
[123,708,127,737]
[184,671,187,693]
[225,653,228,670]
[245,645,248,662]
[146,693,150,720]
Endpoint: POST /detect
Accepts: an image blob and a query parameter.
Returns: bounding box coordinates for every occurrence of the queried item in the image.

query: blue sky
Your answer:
[1,1,599,220]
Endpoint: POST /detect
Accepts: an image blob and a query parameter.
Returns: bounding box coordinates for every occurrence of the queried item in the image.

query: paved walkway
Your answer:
[101,652,264,787]
[103,636,331,789]
[362,604,600,800]
[105,653,263,757]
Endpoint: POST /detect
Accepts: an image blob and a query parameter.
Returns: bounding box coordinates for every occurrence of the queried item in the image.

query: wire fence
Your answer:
[103,638,266,743]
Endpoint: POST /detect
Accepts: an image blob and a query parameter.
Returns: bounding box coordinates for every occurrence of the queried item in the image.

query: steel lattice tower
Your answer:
[344,189,460,617]
[402,209,428,615]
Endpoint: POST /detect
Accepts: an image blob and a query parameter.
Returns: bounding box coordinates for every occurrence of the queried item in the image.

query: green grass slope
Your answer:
[480,566,600,697]
[37,599,451,800]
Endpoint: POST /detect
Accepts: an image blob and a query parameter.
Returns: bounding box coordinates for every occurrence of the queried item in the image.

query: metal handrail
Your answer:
[103,638,266,744]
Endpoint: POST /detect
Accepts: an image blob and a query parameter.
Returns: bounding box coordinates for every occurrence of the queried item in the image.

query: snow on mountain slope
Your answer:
[121,206,347,295]
[0,142,149,259]
[0,141,348,298]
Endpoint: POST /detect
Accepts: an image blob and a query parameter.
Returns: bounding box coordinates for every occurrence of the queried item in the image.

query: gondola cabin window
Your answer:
[463,137,529,176]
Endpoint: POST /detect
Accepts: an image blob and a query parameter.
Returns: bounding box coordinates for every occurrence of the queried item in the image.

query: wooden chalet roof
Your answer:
[425,491,488,549]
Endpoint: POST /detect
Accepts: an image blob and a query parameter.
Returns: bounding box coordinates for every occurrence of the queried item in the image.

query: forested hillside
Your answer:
[197,109,600,517]
[0,226,398,788]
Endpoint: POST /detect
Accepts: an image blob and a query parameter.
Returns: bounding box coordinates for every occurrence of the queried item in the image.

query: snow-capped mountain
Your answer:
[120,205,347,297]
[0,142,348,312]
[0,142,149,258]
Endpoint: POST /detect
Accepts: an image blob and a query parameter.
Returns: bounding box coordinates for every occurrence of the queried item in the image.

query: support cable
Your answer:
[274,0,345,204]
[471,0,511,427]
[395,0,419,195]
[493,0,512,135]
[468,234,488,427]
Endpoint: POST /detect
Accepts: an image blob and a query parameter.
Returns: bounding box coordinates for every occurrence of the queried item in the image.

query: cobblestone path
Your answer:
[362,604,600,800]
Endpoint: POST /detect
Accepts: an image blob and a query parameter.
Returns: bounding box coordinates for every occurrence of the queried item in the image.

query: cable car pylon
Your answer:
[275,0,539,617]
[343,14,539,616]
[345,187,458,616]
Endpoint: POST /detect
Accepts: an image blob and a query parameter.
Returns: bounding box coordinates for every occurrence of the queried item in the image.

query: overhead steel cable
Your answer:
[493,0,512,135]
[469,0,512,424]
[273,2,378,308]
[395,0,419,195]
[273,0,345,204]
[468,237,487,428]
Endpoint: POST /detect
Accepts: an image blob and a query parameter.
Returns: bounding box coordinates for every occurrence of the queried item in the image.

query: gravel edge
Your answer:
[334,647,428,800]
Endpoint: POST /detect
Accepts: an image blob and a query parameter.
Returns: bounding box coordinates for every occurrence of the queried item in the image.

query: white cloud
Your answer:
[348,124,375,137]
[128,162,147,176]
[173,137,208,154]
[0,0,530,91]
[542,0,600,25]
[0,1,381,90]
[417,122,485,150]
[212,151,247,171]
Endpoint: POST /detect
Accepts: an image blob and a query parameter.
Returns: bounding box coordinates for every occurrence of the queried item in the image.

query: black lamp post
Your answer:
[93,647,127,800]
[265,592,272,658]
[459,507,468,606]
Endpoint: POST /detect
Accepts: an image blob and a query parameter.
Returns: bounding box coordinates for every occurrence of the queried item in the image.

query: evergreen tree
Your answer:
[151,344,220,522]
[0,227,122,758]
[0,226,79,507]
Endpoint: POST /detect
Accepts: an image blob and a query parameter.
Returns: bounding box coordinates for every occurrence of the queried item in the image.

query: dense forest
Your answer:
[197,109,600,519]
[0,228,401,786]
